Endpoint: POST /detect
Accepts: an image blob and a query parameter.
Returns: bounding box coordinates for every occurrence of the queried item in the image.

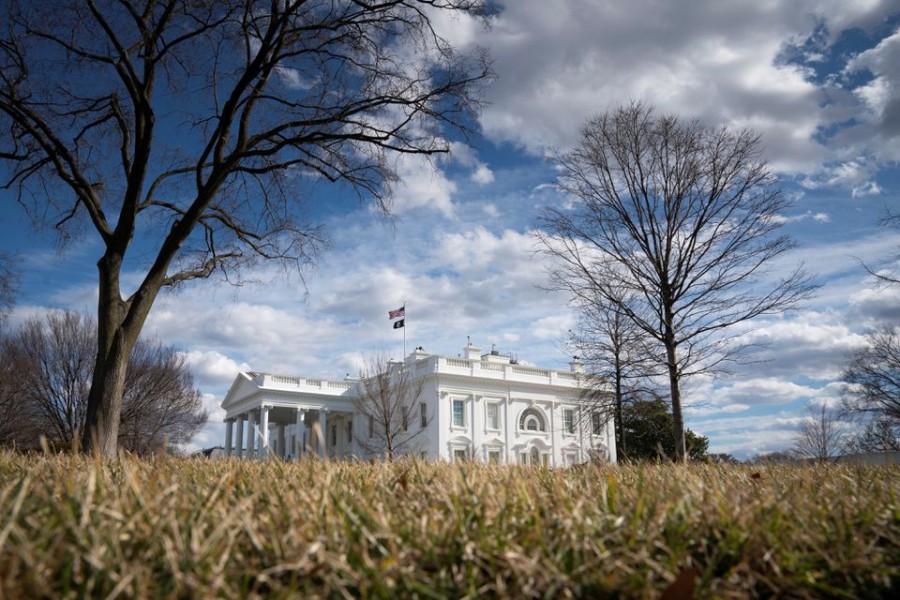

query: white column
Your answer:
[224,418,234,456]
[246,409,256,459]
[296,408,306,459]
[259,405,270,459]
[235,415,245,458]
[319,409,328,458]
[277,424,286,460]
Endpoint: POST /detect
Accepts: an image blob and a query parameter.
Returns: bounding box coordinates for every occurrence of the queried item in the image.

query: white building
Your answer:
[220,344,616,465]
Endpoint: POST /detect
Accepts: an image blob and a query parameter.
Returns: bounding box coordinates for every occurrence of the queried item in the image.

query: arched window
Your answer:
[518,407,546,432]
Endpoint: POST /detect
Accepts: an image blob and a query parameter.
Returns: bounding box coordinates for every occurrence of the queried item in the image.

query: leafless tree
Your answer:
[0,310,206,454]
[841,325,900,441]
[353,354,429,461]
[572,290,663,458]
[861,210,900,287]
[845,416,899,454]
[792,403,848,461]
[0,0,490,457]
[538,102,816,460]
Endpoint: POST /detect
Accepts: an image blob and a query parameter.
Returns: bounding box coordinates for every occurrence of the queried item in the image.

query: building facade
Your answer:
[220,344,616,465]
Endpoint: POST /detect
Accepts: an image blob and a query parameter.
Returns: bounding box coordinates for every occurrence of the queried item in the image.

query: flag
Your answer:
[393,319,405,329]
[388,306,405,319]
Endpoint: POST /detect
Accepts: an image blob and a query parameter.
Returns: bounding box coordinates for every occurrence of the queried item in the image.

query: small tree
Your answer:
[0,310,206,454]
[620,398,708,461]
[571,287,664,458]
[792,403,847,461]
[861,210,900,287]
[538,102,815,461]
[846,416,900,454]
[353,354,430,461]
[842,326,900,424]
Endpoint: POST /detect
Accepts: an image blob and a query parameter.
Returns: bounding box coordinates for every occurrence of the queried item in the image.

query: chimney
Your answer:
[463,341,481,360]
[569,356,584,374]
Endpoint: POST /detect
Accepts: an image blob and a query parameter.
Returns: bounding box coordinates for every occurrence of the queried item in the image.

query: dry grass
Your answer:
[0,452,897,598]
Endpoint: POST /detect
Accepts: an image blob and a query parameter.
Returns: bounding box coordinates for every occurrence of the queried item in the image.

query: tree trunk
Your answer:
[614,354,625,459]
[80,252,157,457]
[664,340,686,462]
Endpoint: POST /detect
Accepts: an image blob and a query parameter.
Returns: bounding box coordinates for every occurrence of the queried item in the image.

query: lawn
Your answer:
[0,453,897,598]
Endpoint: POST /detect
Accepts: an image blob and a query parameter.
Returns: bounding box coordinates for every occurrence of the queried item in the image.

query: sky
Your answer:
[2,0,899,460]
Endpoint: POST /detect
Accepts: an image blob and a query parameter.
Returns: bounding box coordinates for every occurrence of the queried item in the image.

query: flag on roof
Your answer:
[388,306,405,319]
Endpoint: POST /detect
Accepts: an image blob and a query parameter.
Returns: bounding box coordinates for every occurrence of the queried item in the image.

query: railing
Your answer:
[445,358,470,368]
[481,362,504,371]
[511,365,550,377]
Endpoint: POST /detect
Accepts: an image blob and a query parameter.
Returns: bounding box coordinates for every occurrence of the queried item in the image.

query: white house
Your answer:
[220,343,617,465]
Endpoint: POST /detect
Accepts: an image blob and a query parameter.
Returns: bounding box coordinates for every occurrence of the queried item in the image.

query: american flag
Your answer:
[388,306,405,319]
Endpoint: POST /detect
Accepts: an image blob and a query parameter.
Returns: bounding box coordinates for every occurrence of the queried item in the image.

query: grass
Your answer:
[0,453,897,598]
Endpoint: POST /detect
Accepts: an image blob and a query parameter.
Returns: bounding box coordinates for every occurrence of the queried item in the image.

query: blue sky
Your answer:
[2,0,899,459]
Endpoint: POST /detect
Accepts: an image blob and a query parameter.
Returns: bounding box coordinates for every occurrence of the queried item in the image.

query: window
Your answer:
[453,448,468,463]
[486,403,499,429]
[420,402,428,428]
[347,421,353,444]
[563,409,575,434]
[368,415,374,438]
[518,407,546,432]
[565,451,580,466]
[330,424,337,446]
[452,399,465,427]
[592,412,603,435]
[402,407,409,432]
[488,450,501,464]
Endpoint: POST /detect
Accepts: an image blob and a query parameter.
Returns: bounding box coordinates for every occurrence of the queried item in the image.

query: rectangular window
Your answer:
[331,424,337,446]
[486,403,499,429]
[488,450,501,464]
[452,399,465,427]
[420,402,428,428]
[453,449,467,463]
[368,415,374,438]
[592,412,603,435]
[564,409,575,434]
[402,407,409,432]
[347,421,353,444]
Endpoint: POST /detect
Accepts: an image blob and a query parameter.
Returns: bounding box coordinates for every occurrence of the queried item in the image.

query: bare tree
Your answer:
[0,0,490,457]
[846,416,899,454]
[573,291,663,458]
[538,102,816,460]
[792,403,847,461]
[0,310,206,454]
[353,354,429,461]
[861,210,900,287]
[841,325,900,439]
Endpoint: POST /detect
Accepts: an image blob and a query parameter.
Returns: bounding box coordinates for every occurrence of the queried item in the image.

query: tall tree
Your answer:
[538,102,815,461]
[0,310,206,454]
[353,354,429,461]
[0,0,489,456]
[792,402,847,461]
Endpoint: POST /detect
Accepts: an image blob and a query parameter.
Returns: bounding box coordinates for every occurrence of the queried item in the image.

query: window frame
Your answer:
[563,408,575,434]
[486,402,500,430]
[451,398,466,428]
